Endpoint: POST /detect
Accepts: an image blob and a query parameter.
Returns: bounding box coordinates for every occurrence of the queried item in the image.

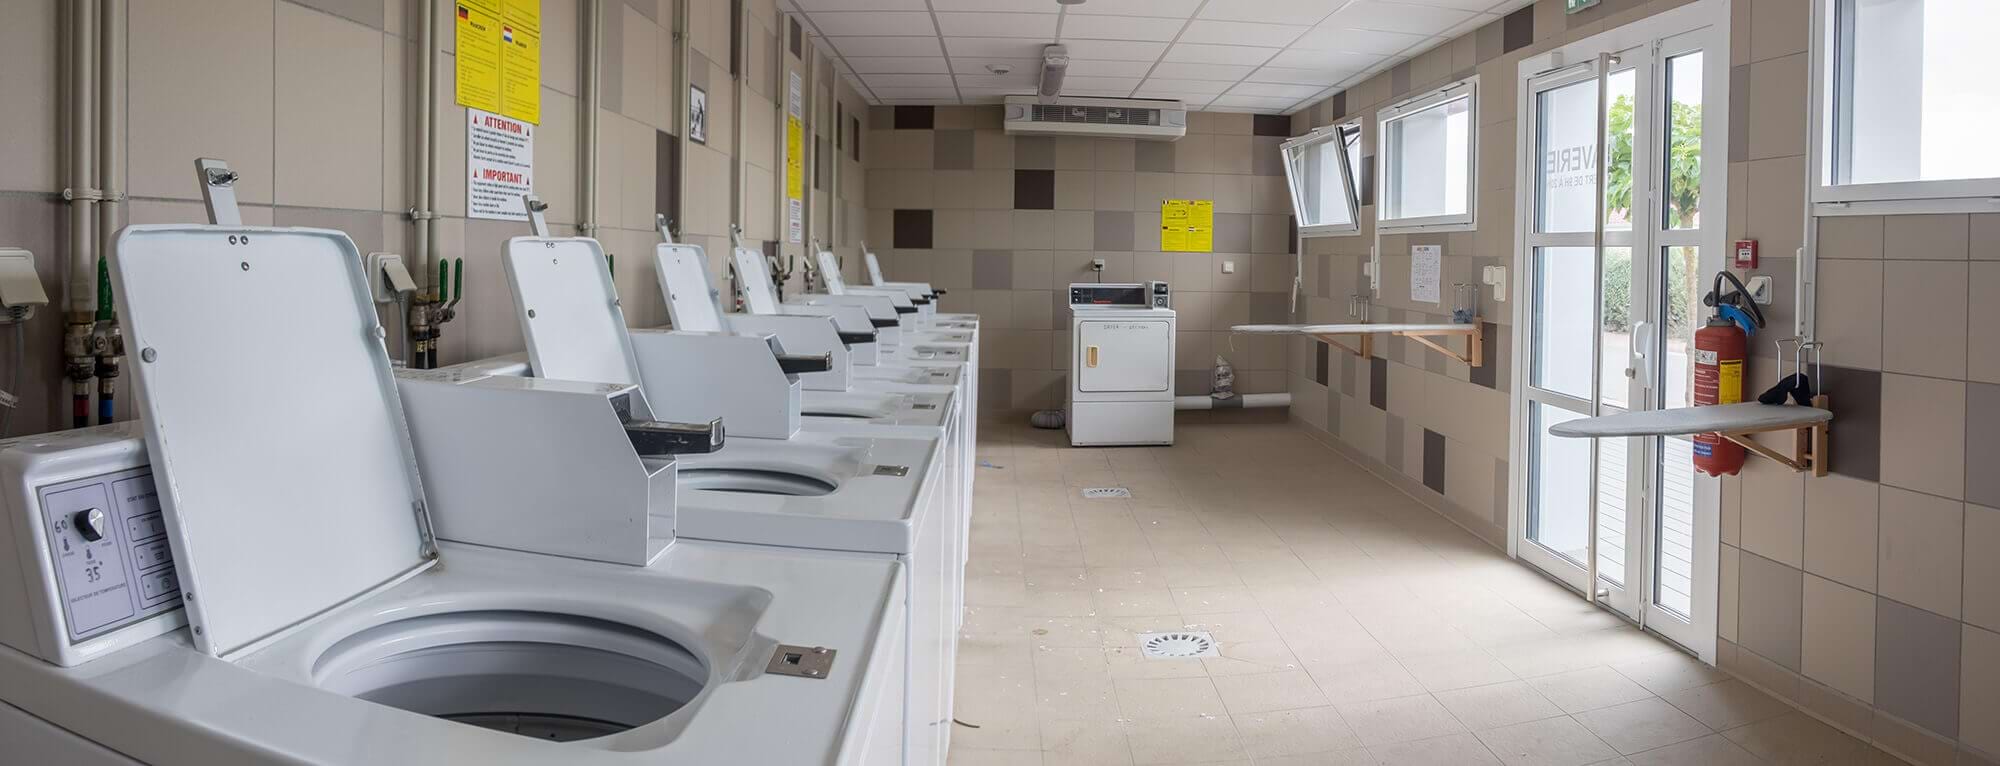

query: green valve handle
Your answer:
[438,260,450,303]
[451,258,464,308]
[95,256,114,321]
[607,253,615,277]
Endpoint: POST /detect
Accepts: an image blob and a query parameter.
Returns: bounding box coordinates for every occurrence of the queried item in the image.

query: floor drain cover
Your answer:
[1080,487,1131,499]
[1137,631,1218,659]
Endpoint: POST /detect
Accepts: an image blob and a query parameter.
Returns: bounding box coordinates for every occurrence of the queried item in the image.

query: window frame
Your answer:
[1377,76,1480,232]
[1808,0,2000,215]
[1280,123,1362,237]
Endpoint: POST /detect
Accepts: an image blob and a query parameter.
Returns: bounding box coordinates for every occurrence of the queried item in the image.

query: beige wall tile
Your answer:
[1966,504,2000,633]
[1750,0,1811,62]
[1880,374,1966,500]
[1096,139,1136,172]
[1819,216,1884,260]
[1973,263,2000,385]
[1801,574,1876,703]
[1881,261,1967,379]
[1973,214,2000,261]
[1212,135,1253,175]
[1965,625,2000,757]
[1054,137,1095,170]
[1878,486,1964,620]
[1747,54,1808,161]
[1741,458,1806,568]
[1721,544,1741,641]
[0,0,58,193]
[130,0,276,203]
[1095,172,1137,211]
[1814,259,1883,370]
[1746,156,1806,260]
[1803,473,1879,591]
[1885,214,1970,260]
[277,5,385,210]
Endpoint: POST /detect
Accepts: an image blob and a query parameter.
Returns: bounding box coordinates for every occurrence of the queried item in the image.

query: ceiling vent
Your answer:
[1002,95,1187,141]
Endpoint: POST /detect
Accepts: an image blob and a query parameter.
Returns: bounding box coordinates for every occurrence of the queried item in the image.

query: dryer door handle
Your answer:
[1086,345,1099,367]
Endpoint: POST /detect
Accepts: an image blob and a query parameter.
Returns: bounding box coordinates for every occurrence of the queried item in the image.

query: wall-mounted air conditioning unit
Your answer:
[1002,95,1187,141]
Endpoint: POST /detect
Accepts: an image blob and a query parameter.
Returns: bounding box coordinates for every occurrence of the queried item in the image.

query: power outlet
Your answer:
[1221,260,1236,274]
[1745,275,1774,305]
[1090,258,1105,272]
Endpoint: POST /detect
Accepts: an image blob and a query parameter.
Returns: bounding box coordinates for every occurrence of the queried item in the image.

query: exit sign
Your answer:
[1566,0,1600,12]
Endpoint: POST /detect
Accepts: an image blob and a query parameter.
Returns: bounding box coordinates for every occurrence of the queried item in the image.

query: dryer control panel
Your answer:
[0,424,185,667]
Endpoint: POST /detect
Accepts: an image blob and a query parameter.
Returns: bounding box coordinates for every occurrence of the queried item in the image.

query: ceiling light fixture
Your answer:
[1039,44,1069,101]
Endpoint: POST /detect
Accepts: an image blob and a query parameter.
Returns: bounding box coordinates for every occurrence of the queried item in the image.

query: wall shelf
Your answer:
[1232,321,1485,367]
[1549,399,1834,476]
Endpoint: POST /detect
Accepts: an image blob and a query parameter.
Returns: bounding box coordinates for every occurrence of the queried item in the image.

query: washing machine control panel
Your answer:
[40,466,181,643]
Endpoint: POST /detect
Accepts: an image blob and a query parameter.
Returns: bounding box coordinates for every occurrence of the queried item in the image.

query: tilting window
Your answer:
[1281,123,1361,237]
[1813,0,2000,210]
[1378,78,1477,230]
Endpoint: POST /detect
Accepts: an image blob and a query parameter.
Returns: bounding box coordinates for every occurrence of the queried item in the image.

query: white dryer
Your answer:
[1067,282,1176,446]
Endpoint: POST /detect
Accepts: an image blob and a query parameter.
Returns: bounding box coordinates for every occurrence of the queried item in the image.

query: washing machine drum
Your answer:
[313,610,708,742]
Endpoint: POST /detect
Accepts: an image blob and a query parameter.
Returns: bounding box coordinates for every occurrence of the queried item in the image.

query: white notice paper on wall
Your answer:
[1410,245,1441,304]
[468,109,534,221]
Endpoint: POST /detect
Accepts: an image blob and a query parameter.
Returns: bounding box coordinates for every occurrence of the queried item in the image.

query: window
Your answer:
[1281,123,1361,236]
[1378,78,1477,230]
[1814,0,2000,210]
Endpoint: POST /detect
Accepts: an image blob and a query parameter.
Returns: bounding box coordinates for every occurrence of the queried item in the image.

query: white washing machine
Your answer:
[1067,282,1177,447]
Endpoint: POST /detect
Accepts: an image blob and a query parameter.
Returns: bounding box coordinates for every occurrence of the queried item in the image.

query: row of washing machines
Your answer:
[0,188,977,764]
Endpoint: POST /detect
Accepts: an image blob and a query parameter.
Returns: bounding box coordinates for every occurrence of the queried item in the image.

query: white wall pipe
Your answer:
[579,0,601,237]
[97,0,124,293]
[1173,393,1291,410]
[415,0,436,294]
[66,0,98,318]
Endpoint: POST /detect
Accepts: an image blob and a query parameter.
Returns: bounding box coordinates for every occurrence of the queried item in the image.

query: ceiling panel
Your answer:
[1147,62,1257,82]
[1248,65,1363,85]
[1061,76,1143,94]
[928,0,1064,11]
[1209,94,1301,112]
[1054,39,1171,62]
[1136,78,1231,95]
[845,56,953,73]
[807,10,936,36]
[787,0,928,11]
[1197,0,1349,25]
[936,12,1059,39]
[1228,81,1329,99]
[951,57,1044,76]
[863,73,957,88]
[821,36,945,57]
[955,72,1039,89]
[1321,1,1477,36]
[1176,20,1310,47]
[1264,47,1384,71]
[871,86,963,99]
[1064,0,1204,17]
[1065,58,1156,77]
[943,37,1051,58]
[1292,25,1431,54]
[1057,13,1186,42]
[1161,43,1283,66]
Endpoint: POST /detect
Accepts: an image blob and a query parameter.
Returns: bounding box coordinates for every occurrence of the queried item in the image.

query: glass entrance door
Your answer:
[1514,11,1728,657]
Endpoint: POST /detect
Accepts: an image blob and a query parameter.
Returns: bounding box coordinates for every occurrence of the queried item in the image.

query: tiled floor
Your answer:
[949,417,1903,766]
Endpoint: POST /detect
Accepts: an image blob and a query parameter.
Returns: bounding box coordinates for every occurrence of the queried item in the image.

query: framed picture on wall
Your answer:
[689,86,708,145]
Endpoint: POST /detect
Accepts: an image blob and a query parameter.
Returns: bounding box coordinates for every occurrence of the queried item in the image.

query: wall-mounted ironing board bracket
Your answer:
[1231,321,1486,367]
[1549,399,1834,476]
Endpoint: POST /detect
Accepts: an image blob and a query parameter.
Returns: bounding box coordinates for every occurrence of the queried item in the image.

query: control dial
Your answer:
[73,508,108,542]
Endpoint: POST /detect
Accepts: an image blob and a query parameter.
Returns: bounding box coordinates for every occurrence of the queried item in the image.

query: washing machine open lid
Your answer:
[732,245,783,315]
[655,243,727,333]
[112,225,438,661]
[503,235,645,390]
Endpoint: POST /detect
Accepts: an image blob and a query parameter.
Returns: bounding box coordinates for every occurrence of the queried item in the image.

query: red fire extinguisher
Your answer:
[1692,272,1765,477]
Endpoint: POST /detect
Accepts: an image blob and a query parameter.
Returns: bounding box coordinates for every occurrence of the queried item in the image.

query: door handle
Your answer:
[1630,320,1654,387]
[1086,346,1099,367]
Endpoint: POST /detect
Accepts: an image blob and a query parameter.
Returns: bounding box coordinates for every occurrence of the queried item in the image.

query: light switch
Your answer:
[1221,260,1235,274]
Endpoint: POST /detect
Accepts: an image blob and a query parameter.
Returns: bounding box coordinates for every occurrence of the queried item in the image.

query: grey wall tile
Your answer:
[1470,321,1499,388]
[1969,383,2000,509]
[1340,350,1357,394]
[1423,429,1446,494]
[1493,459,1510,527]
[1326,383,1342,432]
[979,368,1011,412]
[1135,141,1175,173]
[289,0,385,29]
[1820,366,1880,482]
[1876,598,1962,738]
[1728,65,1750,164]
[1390,62,1412,97]
[934,129,974,170]
[893,106,934,130]
[1315,341,1330,385]
[1503,6,1534,53]
[973,249,1013,289]
[1213,213,1251,253]
[1253,136,1286,177]
[1249,292,1288,324]
[273,206,386,256]
[1370,356,1388,410]
[1016,136,1056,169]
[1095,211,1135,251]
[1738,551,1805,671]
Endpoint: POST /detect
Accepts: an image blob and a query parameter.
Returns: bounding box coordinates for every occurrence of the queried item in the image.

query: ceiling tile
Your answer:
[1065,59,1156,77]
[807,11,936,36]
[787,0,929,10]
[1209,94,1300,111]
[845,56,953,74]
[1058,13,1186,42]
[1162,43,1282,66]
[823,36,946,57]
[1176,19,1309,47]
[1137,78,1230,95]
[1247,65,1362,85]
[1229,81,1328,99]
[1440,13,1494,39]
[1417,0,1512,10]
[1322,1,1476,35]
[1292,25,1431,54]
[944,37,1050,58]
[1053,39,1170,62]
[1265,47,1384,70]
[864,73,957,88]
[936,12,1059,38]
[1147,62,1257,81]
[951,57,1043,76]
[871,86,963,99]
[955,72,1039,89]
[1062,76,1143,94]
[1198,0,1347,25]
[1065,0,1204,17]
[1134,89,1218,105]
[930,0,1066,10]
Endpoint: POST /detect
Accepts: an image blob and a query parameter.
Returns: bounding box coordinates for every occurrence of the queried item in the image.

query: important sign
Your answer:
[785,72,806,244]
[467,109,534,221]
[455,0,541,124]
[1161,199,1213,253]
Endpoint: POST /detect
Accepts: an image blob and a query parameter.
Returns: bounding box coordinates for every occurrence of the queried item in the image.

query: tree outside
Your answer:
[1599,94,1702,341]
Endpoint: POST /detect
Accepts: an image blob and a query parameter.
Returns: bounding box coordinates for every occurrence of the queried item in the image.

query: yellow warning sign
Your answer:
[1161,199,1214,252]
[455,0,541,124]
[786,118,805,201]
